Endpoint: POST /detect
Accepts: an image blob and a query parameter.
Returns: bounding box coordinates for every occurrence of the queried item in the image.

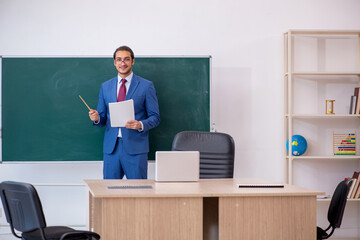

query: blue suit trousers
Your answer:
[103,138,148,179]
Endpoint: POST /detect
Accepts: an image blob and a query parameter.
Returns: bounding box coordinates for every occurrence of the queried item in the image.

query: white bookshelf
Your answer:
[284,30,360,240]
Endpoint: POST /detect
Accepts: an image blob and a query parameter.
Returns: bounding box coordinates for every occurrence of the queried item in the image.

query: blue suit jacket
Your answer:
[96,74,160,155]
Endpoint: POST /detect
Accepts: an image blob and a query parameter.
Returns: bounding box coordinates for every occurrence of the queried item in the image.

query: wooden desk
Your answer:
[85,179,323,240]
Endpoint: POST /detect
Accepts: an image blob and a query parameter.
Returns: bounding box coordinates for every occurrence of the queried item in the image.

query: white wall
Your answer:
[0,0,360,238]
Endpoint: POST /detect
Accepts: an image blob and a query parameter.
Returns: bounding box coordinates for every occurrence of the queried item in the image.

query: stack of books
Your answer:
[345,171,360,199]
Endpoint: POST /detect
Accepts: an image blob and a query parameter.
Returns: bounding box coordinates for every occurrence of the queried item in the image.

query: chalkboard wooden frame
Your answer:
[1,56,211,162]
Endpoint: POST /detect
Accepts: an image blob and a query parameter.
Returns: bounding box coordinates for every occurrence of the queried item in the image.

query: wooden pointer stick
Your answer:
[79,95,91,111]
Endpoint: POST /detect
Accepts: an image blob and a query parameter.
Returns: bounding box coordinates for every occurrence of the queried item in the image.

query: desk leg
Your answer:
[219,196,317,240]
[90,196,103,238]
[88,192,93,231]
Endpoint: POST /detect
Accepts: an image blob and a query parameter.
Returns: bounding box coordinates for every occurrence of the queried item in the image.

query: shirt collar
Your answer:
[118,72,133,85]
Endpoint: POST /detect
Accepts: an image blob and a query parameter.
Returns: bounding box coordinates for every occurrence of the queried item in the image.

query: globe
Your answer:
[287,135,307,156]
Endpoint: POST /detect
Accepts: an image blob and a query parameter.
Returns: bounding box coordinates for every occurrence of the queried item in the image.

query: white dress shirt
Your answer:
[117,73,133,137]
[116,72,143,137]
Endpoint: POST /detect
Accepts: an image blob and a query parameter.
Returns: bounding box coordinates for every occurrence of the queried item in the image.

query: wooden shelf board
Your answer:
[285,29,360,35]
[286,156,360,160]
[332,239,360,240]
[317,198,360,202]
[285,114,360,118]
[285,72,360,76]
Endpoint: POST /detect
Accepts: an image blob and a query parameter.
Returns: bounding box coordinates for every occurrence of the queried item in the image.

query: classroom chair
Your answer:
[317,179,352,240]
[171,131,235,179]
[0,181,100,240]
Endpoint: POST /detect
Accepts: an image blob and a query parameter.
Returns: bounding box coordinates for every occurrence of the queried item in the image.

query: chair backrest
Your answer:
[328,179,352,228]
[171,131,235,179]
[0,181,47,234]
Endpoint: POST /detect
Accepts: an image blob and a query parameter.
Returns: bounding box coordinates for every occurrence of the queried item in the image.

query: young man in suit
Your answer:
[89,46,160,179]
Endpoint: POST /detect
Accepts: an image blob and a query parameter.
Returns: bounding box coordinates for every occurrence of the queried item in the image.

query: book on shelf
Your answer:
[353,87,359,114]
[354,181,360,199]
[349,171,360,199]
[352,172,360,199]
[346,178,356,199]
[354,87,360,114]
[349,95,357,114]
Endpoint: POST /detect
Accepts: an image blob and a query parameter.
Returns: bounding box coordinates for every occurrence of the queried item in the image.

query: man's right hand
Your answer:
[89,109,100,122]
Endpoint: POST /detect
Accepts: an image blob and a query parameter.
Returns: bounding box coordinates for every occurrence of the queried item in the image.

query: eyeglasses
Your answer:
[115,58,132,64]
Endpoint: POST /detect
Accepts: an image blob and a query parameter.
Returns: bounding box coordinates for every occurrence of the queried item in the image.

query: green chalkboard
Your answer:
[1,57,210,161]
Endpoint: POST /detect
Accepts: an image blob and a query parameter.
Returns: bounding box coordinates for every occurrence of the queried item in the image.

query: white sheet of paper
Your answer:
[109,99,135,127]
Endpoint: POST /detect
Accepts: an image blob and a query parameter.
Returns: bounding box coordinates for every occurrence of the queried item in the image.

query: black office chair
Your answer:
[171,131,235,179]
[317,179,352,240]
[0,181,100,240]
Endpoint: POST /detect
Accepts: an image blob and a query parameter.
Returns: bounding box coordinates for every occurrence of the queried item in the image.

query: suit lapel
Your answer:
[126,74,139,100]
[110,77,118,102]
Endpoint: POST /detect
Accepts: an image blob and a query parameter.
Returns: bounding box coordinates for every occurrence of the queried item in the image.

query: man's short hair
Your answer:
[113,46,134,60]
